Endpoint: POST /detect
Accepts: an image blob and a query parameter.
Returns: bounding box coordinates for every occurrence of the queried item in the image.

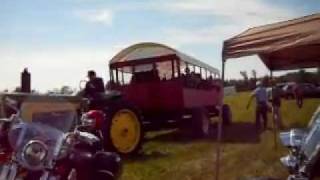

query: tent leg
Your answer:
[215,60,225,180]
[270,71,278,150]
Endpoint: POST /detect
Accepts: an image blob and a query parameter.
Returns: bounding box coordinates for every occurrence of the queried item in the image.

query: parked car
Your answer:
[276,83,288,90]
[282,82,296,99]
[299,83,320,98]
[281,83,320,99]
[280,105,320,180]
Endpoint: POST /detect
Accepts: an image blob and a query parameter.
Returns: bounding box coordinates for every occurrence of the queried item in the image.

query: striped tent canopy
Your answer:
[223,13,320,71]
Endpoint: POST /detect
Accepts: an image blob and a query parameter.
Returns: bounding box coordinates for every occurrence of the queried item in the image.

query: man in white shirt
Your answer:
[247,81,269,130]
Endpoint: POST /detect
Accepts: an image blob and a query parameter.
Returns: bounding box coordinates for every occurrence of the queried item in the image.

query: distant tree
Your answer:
[47,86,74,95]
[14,87,21,93]
[240,71,248,81]
[297,69,307,83]
[31,89,40,94]
[251,70,257,80]
[60,86,74,95]
[46,88,59,95]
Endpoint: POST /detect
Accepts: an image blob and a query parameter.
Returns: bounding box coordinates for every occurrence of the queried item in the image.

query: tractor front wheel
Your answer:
[103,103,143,155]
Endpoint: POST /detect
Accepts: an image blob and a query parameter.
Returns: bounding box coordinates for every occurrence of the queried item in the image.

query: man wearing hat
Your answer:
[247,80,269,130]
[84,70,105,97]
[83,70,105,109]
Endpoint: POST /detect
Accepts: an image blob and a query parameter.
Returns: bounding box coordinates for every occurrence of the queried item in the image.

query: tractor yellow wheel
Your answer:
[110,109,141,154]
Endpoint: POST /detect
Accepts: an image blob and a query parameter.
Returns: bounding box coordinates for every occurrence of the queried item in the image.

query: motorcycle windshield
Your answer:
[302,122,320,158]
[301,110,320,158]
[8,110,77,170]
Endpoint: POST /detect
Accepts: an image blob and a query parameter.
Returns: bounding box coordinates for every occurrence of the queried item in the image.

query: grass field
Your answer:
[120,92,320,180]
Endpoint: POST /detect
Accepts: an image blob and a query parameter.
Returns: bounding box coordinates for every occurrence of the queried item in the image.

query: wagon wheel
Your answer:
[102,102,143,155]
[222,104,232,126]
[187,108,210,138]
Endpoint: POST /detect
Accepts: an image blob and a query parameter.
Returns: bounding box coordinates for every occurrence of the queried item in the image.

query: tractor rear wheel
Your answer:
[102,102,143,155]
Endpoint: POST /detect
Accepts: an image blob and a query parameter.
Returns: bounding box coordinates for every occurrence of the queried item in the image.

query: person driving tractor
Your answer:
[84,70,105,97]
[84,70,105,109]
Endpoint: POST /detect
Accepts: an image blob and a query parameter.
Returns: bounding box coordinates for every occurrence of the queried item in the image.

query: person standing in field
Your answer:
[247,81,269,130]
[269,81,283,129]
[294,83,304,108]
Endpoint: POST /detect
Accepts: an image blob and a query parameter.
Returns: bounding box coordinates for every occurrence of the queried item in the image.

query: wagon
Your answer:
[100,42,232,154]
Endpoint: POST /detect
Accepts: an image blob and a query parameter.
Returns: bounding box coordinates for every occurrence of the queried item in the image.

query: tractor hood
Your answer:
[102,90,122,100]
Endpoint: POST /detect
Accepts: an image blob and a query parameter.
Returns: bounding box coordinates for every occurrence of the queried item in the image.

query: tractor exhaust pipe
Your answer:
[21,68,31,93]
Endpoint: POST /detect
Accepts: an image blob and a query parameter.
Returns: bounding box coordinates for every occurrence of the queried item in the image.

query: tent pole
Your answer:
[270,70,278,150]
[215,59,225,180]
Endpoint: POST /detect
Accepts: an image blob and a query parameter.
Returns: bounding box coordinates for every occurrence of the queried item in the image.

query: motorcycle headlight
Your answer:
[81,111,104,129]
[280,155,298,173]
[22,140,48,169]
[81,116,96,128]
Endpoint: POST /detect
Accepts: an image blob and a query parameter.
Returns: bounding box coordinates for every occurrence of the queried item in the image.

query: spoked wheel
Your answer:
[182,108,210,138]
[222,104,232,126]
[198,108,210,137]
[103,103,143,155]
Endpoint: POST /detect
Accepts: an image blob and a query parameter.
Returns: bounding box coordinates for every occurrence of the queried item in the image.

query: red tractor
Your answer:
[89,42,232,155]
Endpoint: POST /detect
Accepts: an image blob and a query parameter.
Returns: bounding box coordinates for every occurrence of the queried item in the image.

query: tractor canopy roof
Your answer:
[109,42,219,76]
[223,13,320,71]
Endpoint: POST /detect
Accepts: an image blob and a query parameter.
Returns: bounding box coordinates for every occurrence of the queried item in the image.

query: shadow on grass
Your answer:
[145,129,194,144]
[125,151,170,162]
[217,122,261,144]
[145,122,261,144]
[240,177,282,180]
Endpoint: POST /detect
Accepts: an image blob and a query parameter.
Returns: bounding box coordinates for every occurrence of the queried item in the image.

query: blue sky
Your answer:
[1,0,319,92]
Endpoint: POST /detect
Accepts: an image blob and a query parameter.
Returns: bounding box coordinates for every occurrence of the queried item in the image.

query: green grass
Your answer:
[120,93,320,180]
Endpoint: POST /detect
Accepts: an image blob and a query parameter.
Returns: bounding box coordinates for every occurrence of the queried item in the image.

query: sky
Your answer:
[0,0,319,92]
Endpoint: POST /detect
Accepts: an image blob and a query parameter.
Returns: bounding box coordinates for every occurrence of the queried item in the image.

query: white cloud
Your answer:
[72,0,303,46]
[163,0,298,24]
[75,9,113,25]
[161,25,238,47]
[141,0,305,47]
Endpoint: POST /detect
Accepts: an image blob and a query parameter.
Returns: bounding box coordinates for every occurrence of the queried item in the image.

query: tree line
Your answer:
[225,68,320,91]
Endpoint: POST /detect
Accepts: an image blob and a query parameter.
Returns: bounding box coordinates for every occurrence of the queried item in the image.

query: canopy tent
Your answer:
[215,13,320,180]
[110,42,220,75]
[223,13,320,71]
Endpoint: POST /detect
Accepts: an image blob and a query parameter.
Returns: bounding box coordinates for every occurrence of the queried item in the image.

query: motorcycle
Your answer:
[280,106,320,180]
[0,100,122,180]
